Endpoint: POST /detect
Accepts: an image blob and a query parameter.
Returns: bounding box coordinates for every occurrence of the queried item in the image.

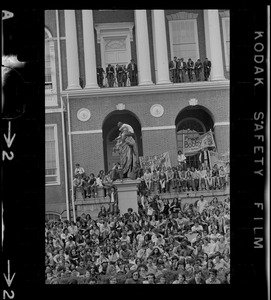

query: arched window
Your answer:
[45,28,57,106]
[177,118,206,151]
[175,106,215,169]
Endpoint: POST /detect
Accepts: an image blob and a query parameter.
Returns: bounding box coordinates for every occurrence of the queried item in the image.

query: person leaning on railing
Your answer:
[106,64,115,87]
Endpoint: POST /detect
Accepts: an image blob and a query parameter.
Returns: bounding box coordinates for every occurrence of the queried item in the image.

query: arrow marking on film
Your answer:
[3,260,16,287]
[4,122,16,148]
[2,10,14,20]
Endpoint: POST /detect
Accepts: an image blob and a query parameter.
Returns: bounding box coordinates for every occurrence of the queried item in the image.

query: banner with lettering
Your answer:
[209,150,230,167]
[183,129,216,155]
[139,152,171,172]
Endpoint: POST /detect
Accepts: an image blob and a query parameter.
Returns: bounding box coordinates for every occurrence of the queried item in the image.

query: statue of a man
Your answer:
[114,122,138,179]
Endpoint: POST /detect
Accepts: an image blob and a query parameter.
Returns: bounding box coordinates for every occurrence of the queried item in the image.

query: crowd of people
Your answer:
[97,59,138,88]
[169,57,212,83]
[72,155,230,201]
[95,56,213,88]
[47,146,230,284]
[138,162,229,196]
[46,165,230,284]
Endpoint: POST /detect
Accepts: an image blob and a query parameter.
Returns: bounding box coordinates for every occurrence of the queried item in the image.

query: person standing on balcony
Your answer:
[96,65,105,88]
[187,58,194,82]
[177,58,187,83]
[123,65,128,87]
[106,64,115,87]
[127,59,138,86]
[203,57,212,81]
[116,64,124,87]
[169,56,178,83]
[194,59,203,81]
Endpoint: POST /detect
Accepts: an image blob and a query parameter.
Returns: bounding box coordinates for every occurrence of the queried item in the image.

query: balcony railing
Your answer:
[67,78,229,99]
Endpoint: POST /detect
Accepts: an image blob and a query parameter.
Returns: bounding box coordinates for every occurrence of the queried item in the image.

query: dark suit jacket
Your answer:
[187,60,194,69]
[106,66,115,76]
[169,60,178,69]
[97,67,104,77]
[203,60,211,69]
[127,63,138,74]
[195,61,203,69]
[177,61,187,70]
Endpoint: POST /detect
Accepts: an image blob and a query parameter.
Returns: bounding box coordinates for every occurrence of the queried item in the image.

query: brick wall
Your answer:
[68,87,228,169]
[69,87,229,135]
[71,132,104,176]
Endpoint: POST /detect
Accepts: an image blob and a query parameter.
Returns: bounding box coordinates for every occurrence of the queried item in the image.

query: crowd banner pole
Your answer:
[61,96,70,221]
[67,93,76,222]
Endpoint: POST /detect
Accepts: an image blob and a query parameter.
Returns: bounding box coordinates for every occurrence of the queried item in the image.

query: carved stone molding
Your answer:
[166,11,198,21]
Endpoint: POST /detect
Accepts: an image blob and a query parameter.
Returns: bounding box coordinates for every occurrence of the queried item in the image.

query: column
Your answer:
[82,10,99,89]
[214,122,230,154]
[64,10,81,89]
[134,10,153,86]
[204,10,225,81]
[151,10,171,85]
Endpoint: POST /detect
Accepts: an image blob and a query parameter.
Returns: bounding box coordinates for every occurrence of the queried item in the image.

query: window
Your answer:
[45,125,60,185]
[169,19,200,62]
[45,32,52,90]
[45,28,57,106]
[95,23,133,71]
[221,16,230,71]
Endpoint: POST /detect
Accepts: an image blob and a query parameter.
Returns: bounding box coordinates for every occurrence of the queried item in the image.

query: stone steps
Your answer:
[74,186,230,219]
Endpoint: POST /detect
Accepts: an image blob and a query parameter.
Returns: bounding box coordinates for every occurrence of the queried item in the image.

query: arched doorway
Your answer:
[102,110,143,172]
[175,106,214,168]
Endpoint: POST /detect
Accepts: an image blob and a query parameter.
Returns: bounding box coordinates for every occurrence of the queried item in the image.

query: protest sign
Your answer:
[139,152,171,172]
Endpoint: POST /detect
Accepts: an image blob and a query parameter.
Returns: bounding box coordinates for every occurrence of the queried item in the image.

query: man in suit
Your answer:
[203,57,212,81]
[106,64,115,87]
[97,65,105,88]
[116,64,124,87]
[194,58,203,81]
[169,56,178,83]
[187,58,194,82]
[116,64,128,87]
[122,65,128,87]
[177,58,187,83]
[127,59,138,86]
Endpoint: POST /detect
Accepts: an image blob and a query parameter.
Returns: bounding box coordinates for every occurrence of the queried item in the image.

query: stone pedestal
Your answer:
[113,179,140,215]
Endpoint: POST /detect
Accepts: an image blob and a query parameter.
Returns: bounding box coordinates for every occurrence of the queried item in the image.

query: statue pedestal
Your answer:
[113,179,140,215]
